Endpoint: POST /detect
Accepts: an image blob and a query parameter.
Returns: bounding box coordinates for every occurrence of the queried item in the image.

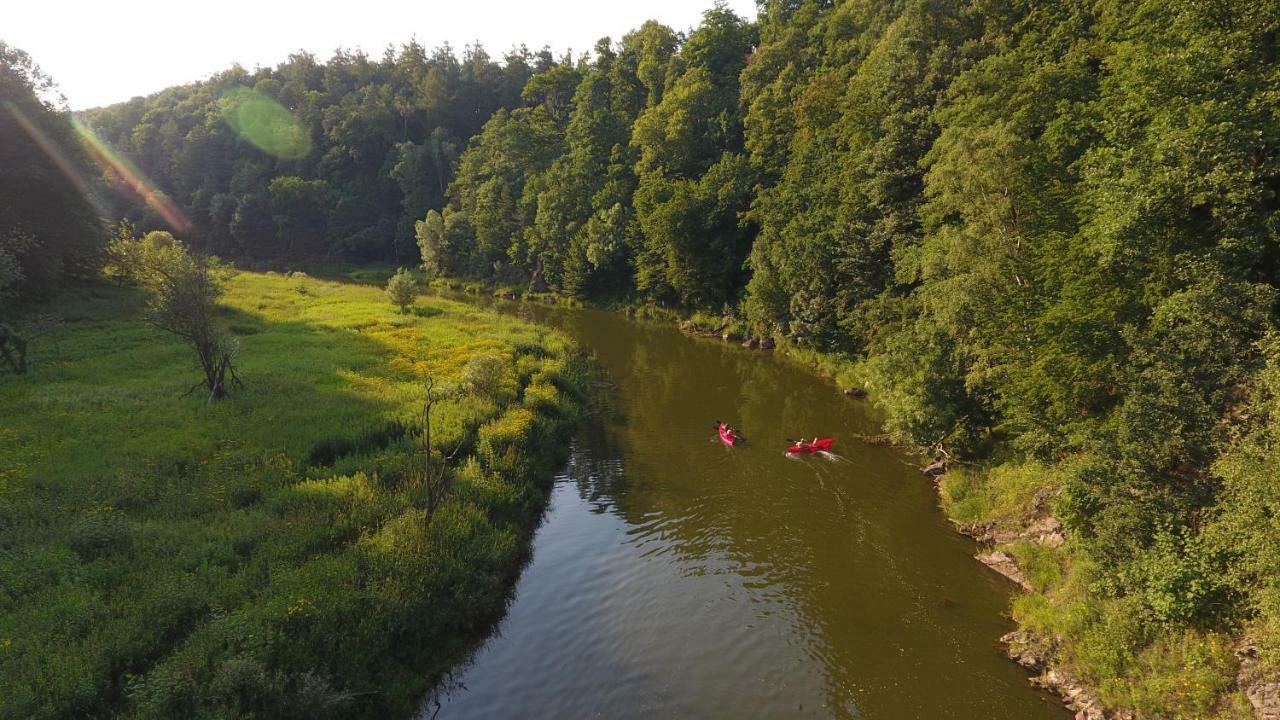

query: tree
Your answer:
[384,267,417,313]
[1,42,104,295]
[268,176,333,256]
[80,41,545,264]
[108,231,241,401]
[414,209,446,274]
[0,314,59,376]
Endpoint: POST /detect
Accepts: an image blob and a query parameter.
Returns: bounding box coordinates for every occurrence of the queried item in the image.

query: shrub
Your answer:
[463,354,511,402]
[384,268,417,314]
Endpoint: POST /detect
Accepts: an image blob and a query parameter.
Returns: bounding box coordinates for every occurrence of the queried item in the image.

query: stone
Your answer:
[1024,515,1066,548]
[1246,682,1280,720]
[1237,639,1280,720]
[976,550,1031,590]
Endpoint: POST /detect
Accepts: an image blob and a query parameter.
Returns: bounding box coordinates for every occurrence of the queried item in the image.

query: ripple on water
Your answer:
[423,299,1070,720]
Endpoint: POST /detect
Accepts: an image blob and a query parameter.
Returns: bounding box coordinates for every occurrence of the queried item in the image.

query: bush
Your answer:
[1126,530,1231,627]
[384,268,417,314]
[463,354,511,402]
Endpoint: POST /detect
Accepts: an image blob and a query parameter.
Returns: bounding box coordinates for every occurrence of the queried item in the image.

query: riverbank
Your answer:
[683,304,1268,719]
[401,275,1270,720]
[0,272,584,719]
[938,467,1271,720]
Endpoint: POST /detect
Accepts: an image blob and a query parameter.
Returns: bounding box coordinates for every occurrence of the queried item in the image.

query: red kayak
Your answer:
[717,422,739,446]
[787,438,834,454]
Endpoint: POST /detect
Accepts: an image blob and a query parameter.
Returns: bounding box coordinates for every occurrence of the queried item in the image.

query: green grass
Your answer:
[939,461,1057,530]
[0,272,583,719]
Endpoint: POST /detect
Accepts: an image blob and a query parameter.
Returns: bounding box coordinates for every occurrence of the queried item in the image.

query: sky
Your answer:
[8,0,758,110]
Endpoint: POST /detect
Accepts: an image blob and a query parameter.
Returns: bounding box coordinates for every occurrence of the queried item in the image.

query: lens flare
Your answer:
[71,117,193,234]
[219,86,311,159]
[3,100,106,216]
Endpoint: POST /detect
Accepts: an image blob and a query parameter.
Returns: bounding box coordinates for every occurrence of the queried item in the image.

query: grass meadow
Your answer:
[0,271,584,719]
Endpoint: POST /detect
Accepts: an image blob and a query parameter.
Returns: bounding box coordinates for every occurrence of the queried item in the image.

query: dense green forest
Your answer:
[7,0,1280,715]
[83,42,555,263]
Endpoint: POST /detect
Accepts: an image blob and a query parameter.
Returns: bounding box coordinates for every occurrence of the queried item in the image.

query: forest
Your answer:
[5,0,1280,717]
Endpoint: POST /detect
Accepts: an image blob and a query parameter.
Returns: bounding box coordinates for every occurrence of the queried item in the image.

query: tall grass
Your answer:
[0,272,583,719]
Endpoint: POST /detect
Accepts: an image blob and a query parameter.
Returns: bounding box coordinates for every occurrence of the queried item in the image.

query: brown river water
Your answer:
[421,298,1068,720]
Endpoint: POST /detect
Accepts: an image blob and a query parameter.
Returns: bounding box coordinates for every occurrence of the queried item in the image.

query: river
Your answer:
[422,299,1068,719]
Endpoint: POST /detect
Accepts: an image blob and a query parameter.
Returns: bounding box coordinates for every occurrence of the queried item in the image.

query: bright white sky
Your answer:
[8,0,758,110]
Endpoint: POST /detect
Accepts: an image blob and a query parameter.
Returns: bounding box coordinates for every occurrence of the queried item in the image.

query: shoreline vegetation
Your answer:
[387,270,1275,720]
[0,272,586,719]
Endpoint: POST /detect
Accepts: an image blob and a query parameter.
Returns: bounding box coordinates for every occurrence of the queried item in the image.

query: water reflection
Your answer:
[424,299,1067,719]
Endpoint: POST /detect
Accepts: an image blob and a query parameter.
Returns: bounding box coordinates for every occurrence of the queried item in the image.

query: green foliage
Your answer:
[384,267,417,314]
[0,42,104,298]
[82,42,544,262]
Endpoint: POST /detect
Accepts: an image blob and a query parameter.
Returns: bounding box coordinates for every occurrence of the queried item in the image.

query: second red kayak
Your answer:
[717,422,739,446]
[787,438,834,454]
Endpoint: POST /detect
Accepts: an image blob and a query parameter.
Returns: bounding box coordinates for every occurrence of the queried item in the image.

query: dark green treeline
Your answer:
[83,42,559,264]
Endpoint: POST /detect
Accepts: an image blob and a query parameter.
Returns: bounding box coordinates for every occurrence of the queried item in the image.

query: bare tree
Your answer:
[421,375,464,521]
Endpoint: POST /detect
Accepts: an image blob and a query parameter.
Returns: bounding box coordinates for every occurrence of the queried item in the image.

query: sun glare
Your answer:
[218,86,312,160]
[2,100,106,217]
[70,117,193,234]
